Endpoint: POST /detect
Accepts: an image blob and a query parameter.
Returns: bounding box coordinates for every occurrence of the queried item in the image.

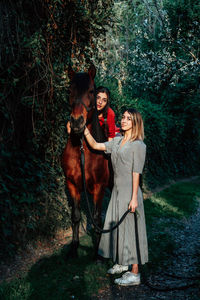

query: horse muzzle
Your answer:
[70,115,85,134]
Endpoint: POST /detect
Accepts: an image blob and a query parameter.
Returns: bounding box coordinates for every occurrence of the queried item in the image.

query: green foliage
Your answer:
[96,0,200,187]
[1,0,199,260]
[0,0,114,258]
[0,145,70,258]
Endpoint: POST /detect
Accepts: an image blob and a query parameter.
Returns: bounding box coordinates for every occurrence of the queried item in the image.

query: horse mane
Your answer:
[71,73,90,94]
[70,71,106,143]
[91,107,107,143]
[89,84,106,143]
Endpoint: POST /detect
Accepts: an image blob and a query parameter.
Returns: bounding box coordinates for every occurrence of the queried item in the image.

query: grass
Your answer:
[0,236,110,300]
[145,179,200,220]
[0,177,200,300]
[144,178,200,273]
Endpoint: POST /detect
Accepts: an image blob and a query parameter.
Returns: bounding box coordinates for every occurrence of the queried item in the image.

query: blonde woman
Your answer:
[84,108,148,286]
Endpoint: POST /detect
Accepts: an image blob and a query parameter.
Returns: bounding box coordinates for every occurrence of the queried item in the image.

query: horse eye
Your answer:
[89,90,94,94]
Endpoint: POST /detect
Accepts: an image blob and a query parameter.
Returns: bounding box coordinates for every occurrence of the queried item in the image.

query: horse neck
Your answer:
[88,108,107,143]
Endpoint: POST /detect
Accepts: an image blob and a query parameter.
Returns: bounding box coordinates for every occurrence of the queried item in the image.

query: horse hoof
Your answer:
[70,250,78,258]
[64,248,78,260]
[94,254,104,265]
[95,258,104,265]
[70,242,79,257]
[63,242,79,259]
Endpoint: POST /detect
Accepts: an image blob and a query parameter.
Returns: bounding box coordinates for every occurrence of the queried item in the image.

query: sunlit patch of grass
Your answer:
[145,178,200,221]
[144,177,200,273]
[150,194,184,216]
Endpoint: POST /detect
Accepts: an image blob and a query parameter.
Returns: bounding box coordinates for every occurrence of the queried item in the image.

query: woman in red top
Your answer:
[67,86,118,140]
[96,86,116,141]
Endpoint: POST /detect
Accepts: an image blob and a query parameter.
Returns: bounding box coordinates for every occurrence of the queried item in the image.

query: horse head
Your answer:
[68,64,96,134]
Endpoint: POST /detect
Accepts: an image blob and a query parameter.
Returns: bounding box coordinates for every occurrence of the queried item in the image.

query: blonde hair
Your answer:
[122,108,144,141]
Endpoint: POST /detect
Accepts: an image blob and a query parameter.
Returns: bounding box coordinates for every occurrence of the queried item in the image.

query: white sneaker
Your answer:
[114,271,141,286]
[107,264,129,274]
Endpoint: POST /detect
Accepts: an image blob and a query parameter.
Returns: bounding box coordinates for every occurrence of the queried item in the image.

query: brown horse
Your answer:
[62,65,109,257]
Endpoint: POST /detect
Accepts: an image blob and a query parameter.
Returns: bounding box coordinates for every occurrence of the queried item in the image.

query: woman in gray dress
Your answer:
[84,108,148,286]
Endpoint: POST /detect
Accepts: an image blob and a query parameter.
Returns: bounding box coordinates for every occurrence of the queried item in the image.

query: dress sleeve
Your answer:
[132,141,146,174]
[107,108,116,138]
[104,138,115,154]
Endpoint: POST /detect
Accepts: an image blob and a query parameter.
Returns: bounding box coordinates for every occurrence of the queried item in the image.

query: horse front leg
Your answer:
[67,181,81,257]
[92,184,106,259]
[71,198,81,256]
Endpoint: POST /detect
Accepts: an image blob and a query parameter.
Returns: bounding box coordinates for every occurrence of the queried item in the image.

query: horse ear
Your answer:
[68,65,75,81]
[88,64,96,79]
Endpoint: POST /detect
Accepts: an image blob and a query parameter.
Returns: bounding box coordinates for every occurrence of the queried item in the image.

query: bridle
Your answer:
[73,98,93,113]
[81,99,92,112]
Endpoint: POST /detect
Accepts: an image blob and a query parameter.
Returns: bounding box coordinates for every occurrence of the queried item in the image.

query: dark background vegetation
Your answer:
[0,0,199,259]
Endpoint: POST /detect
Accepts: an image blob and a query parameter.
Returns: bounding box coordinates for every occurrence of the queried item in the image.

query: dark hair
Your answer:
[96,86,110,101]
[96,86,111,138]
[96,86,110,116]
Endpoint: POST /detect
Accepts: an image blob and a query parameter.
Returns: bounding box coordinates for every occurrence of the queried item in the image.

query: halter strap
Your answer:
[75,98,92,112]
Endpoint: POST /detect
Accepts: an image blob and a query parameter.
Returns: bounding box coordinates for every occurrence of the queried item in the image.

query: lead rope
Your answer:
[80,138,131,234]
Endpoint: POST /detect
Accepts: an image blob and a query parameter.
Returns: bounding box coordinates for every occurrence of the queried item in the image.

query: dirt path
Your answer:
[0,224,87,284]
[92,197,200,300]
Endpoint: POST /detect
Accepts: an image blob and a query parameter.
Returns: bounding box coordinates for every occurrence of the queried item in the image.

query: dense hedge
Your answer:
[95,0,200,187]
[0,0,199,259]
[0,0,114,258]
[96,73,200,188]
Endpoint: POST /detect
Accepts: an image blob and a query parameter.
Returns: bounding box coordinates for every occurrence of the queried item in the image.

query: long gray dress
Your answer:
[98,137,148,265]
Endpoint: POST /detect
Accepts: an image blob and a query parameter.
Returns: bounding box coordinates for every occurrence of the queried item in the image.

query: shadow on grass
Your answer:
[19,187,114,300]
[25,235,113,300]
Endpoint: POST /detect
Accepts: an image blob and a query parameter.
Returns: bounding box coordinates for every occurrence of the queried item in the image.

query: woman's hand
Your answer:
[128,195,138,213]
[84,126,90,137]
[84,127,106,151]
[129,172,140,213]
[66,121,71,134]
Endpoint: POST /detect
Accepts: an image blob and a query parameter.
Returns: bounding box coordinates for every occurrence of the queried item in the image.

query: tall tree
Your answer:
[96,0,200,185]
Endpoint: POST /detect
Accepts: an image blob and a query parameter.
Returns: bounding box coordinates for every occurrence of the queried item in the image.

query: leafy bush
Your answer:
[0,0,114,258]
[0,144,70,258]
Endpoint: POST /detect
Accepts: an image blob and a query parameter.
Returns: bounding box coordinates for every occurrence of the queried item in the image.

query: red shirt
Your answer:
[98,107,116,138]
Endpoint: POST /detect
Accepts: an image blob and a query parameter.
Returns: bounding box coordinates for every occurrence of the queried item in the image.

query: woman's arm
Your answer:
[128,172,140,212]
[107,108,116,139]
[84,127,106,151]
